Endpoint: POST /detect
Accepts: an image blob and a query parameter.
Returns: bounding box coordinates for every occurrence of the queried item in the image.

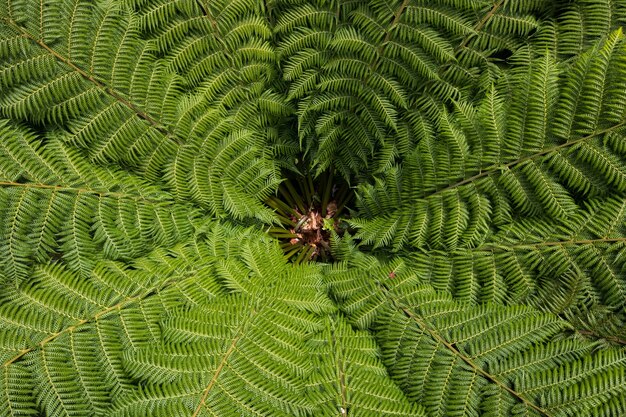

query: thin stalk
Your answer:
[284,178,307,213]
[294,244,316,264]
[577,329,626,346]
[294,247,308,264]
[276,215,297,227]
[266,197,298,225]
[3,19,180,143]
[267,228,299,238]
[298,175,313,209]
[321,169,334,217]
[267,196,295,216]
[284,245,304,260]
[429,122,626,198]
[305,244,317,260]
[278,185,299,214]
[266,196,297,216]
[307,173,316,203]
[334,183,351,216]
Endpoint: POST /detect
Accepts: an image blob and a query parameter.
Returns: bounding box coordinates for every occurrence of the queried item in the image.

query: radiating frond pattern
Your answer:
[327,257,626,417]
[1,0,625,416]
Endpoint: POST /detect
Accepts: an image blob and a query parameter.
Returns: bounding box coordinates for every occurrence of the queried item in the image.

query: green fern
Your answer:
[1,0,625,416]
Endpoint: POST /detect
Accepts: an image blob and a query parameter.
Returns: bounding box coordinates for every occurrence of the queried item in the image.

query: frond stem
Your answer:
[429,122,626,198]
[368,0,410,77]
[0,181,170,204]
[193,0,234,61]
[381,284,554,417]
[478,237,626,252]
[383,0,411,45]
[2,18,182,145]
[191,309,257,417]
[457,0,507,50]
[330,318,348,416]
[1,268,199,368]
[576,329,626,346]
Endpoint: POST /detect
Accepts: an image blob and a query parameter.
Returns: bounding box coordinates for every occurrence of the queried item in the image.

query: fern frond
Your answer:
[377,195,626,323]
[0,231,232,416]
[108,237,330,415]
[329,263,626,417]
[307,316,426,416]
[112,294,321,416]
[353,32,626,254]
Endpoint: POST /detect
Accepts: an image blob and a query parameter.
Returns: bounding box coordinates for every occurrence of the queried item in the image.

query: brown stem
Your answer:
[478,237,626,252]
[458,0,507,50]
[1,267,197,368]
[368,0,411,78]
[380,284,553,417]
[0,181,168,204]
[191,309,256,417]
[330,320,349,416]
[576,329,626,346]
[428,122,626,198]
[4,296,132,367]
[3,18,181,144]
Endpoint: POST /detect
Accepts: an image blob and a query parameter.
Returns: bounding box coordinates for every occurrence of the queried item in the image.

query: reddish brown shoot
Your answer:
[288,200,339,260]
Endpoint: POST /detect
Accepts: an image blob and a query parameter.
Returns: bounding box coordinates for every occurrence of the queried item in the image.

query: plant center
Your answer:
[265,168,352,263]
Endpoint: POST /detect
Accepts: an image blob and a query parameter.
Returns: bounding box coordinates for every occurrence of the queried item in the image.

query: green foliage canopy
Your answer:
[0,0,625,416]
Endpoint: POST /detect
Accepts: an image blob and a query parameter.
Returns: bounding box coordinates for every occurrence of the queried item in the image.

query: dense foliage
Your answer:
[0,0,625,416]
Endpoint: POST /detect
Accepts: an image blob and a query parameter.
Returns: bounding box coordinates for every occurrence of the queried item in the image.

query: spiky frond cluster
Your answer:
[0,0,625,416]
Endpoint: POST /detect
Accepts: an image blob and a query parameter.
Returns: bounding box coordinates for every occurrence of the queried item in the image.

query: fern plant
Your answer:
[0,0,625,416]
